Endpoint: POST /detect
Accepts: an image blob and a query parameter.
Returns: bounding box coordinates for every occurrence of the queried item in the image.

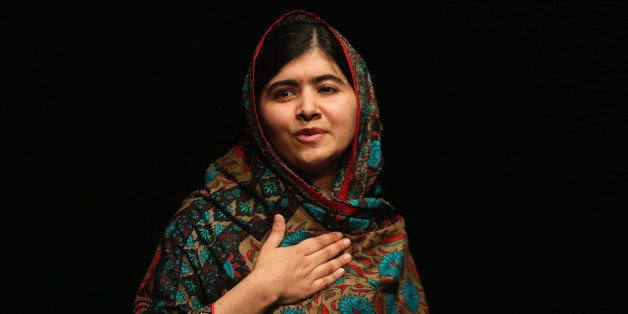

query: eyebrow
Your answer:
[264,74,345,96]
[313,74,344,85]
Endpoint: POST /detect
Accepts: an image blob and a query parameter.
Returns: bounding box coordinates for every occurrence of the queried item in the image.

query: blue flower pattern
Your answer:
[367,140,381,168]
[401,280,420,312]
[280,230,311,247]
[222,259,235,279]
[379,250,403,278]
[338,295,375,314]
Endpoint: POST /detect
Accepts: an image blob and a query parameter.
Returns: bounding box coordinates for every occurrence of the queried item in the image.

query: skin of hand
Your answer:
[212,214,352,313]
[256,214,352,304]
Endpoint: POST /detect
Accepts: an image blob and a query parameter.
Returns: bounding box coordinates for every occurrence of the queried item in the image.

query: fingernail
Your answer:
[344,254,351,262]
[343,238,350,245]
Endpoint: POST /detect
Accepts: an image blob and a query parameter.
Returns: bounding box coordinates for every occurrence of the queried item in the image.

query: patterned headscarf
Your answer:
[134,10,429,313]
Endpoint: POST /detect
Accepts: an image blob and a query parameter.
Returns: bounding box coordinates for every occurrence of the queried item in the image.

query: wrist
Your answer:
[245,269,281,306]
[212,270,279,314]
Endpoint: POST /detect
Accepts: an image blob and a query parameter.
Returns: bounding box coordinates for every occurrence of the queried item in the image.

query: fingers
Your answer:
[322,252,352,276]
[311,253,352,290]
[299,231,345,255]
[309,239,351,276]
[264,214,286,249]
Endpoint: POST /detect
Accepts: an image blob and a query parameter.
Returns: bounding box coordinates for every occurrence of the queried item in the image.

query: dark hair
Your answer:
[254,13,354,101]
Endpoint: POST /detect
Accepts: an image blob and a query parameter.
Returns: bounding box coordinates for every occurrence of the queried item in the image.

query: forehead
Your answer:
[271,48,345,80]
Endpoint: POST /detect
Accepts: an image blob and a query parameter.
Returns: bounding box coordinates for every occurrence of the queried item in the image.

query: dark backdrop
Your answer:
[5,1,626,313]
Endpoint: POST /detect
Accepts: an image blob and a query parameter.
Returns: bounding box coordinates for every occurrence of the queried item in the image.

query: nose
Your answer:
[297,91,321,121]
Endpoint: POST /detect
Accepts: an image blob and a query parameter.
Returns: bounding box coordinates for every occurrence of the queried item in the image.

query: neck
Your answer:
[298,167,337,196]
[294,157,344,196]
[310,174,335,195]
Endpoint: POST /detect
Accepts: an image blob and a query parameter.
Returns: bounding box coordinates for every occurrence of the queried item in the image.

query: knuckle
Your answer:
[312,279,325,291]
[314,235,328,247]
[324,263,334,274]
[326,246,340,259]
[333,256,345,268]
[293,246,305,255]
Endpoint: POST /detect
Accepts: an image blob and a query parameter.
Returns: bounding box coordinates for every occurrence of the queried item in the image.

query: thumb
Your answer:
[264,214,286,249]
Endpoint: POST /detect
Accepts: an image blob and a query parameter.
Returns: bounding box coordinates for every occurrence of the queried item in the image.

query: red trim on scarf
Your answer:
[136,246,162,292]
[332,23,360,200]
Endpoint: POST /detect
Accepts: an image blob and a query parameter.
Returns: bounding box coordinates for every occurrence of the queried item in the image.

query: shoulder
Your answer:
[164,192,218,244]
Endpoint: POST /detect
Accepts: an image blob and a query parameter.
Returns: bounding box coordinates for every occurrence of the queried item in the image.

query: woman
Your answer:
[134,10,429,313]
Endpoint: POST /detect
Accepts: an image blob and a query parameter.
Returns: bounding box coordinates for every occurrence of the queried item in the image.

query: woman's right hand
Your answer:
[210,214,351,313]
[254,213,352,305]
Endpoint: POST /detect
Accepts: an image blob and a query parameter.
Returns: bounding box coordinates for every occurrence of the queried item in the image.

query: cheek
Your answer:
[344,99,359,126]
[334,101,358,141]
[260,107,287,138]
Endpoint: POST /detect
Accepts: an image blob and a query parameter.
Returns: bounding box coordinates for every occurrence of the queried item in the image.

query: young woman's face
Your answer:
[259,48,358,178]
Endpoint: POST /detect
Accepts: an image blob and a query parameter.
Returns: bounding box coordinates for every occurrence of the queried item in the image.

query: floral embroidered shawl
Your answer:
[134,10,429,314]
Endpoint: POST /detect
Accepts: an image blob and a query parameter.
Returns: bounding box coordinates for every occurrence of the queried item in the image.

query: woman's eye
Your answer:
[319,85,337,94]
[275,89,295,99]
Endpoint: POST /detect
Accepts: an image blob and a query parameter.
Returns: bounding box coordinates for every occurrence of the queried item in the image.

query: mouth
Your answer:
[295,127,326,142]
[296,127,325,136]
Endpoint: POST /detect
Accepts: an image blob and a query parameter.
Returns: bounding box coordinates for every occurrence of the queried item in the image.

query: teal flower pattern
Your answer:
[182,277,197,294]
[200,211,210,223]
[280,230,311,247]
[367,140,381,168]
[401,280,420,312]
[199,228,212,242]
[385,293,398,314]
[333,276,347,285]
[185,234,195,247]
[214,224,225,236]
[238,200,252,215]
[379,250,403,278]
[338,294,375,314]
[175,290,185,303]
[200,247,210,264]
[347,217,370,230]
[204,171,216,185]
[364,197,380,208]
[192,299,201,310]
[180,259,191,274]
[374,184,382,195]
[303,203,325,219]
[222,259,234,279]
[280,307,304,314]
[280,198,289,208]
[261,179,279,195]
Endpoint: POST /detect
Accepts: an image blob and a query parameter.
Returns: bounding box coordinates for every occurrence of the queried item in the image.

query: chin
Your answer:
[293,153,339,171]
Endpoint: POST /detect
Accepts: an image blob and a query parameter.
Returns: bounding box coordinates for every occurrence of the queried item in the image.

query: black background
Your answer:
[5,1,626,313]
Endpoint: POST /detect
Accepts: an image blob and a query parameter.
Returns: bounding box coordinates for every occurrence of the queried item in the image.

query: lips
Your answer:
[295,127,326,142]
[295,127,325,136]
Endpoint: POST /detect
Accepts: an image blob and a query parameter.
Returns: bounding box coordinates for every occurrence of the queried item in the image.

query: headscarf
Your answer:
[134,10,429,313]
